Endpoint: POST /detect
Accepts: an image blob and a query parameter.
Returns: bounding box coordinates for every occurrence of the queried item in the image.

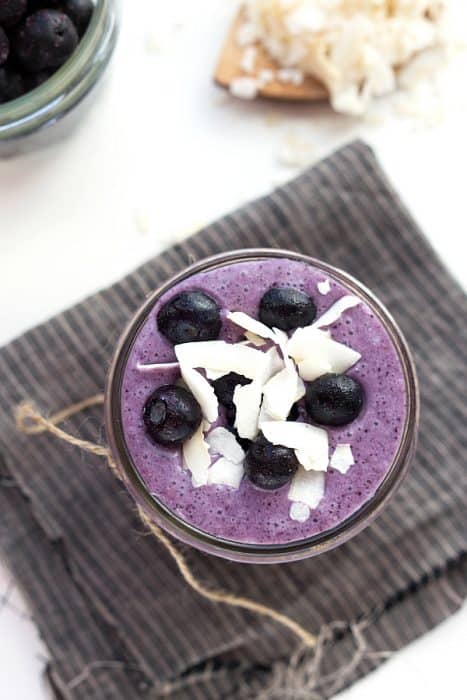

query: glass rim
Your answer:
[0,0,118,140]
[105,249,419,563]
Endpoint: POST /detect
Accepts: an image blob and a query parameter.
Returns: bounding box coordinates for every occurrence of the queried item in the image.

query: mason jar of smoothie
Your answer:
[105,249,419,564]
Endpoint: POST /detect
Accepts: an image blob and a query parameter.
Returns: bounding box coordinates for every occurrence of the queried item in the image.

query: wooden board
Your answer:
[214,8,328,102]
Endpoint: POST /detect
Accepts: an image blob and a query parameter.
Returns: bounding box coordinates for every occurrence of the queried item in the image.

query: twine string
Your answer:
[14,399,317,649]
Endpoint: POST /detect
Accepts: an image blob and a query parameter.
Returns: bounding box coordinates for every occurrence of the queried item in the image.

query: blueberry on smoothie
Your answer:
[245,435,299,490]
[0,0,27,27]
[259,287,316,331]
[0,65,24,101]
[305,373,364,427]
[13,9,78,72]
[157,291,222,345]
[213,372,251,410]
[143,385,202,447]
[60,0,93,36]
[0,27,10,65]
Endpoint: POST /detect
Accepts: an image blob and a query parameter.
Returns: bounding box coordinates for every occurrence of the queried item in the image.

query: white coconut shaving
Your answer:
[330,444,355,474]
[179,364,218,423]
[289,501,311,523]
[183,425,210,487]
[317,279,331,295]
[260,420,328,472]
[245,0,447,115]
[288,468,325,510]
[175,341,271,381]
[244,330,267,347]
[227,311,278,342]
[234,381,264,440]
[262,365,300,420]
[206,427,245,464]
[208,458,244,489]
[229,76,259,99]
[241,46,257,73]
[136,362,180,372]
[313,295,361,329]
[288,327,361,380]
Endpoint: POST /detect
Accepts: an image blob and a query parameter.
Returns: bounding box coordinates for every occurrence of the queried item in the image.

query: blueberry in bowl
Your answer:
[0,0,118,147]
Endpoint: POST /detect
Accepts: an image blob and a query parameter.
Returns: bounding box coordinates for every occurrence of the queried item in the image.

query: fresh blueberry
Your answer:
[24,66,52,89]
[212,372,251,409]
[259,287,317,331]
[305,373,364,426]
[157,291,222,345]
[0,65,24,101]
[13,9,78,72]
[0,27,9,64]
[244,435,299,491]
[60,0,93,36]
[143,385,202,447]
[0,0,27,27]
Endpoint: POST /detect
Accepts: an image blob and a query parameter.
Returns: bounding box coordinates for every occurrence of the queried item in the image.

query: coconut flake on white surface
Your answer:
[317,279,331,295]
[229,77,259,100]
[330,444,355,474]
[206,427,245,464]
[260,421,328,471]
[288,468,325,510]
[289,501,311,523]
[234,382,263,440]
[175,341,270,380]
[178,364,218,423]
[208,458,244,489]
[313,295,361,329]
[241,46,257,73]
[183,425,210,487]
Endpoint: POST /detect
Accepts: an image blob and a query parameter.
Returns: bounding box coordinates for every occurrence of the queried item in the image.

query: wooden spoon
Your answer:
[214,7,327,102]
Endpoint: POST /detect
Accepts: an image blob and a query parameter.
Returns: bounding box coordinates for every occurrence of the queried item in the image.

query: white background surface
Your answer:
[0,1,466,698]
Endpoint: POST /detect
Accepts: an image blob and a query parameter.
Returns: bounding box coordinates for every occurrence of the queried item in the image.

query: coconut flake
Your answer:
[241,46,257,73]
[288,468,325,510]
[317,279,331,295]
[183,425,210,487]
[136,362,180,372]
[262,365,300,421]
[260,421,328,471]
[288,328,361,378]
[258,68,275,85]
[313,295,360,329]
[229,77,259,100]
[244,331,267,347]
[208,458,244,489]
[175,341,270,380]
[233,382,263,440]
[277,67,304,85]
[330,444,355,474]
[206,427,245,464]
[227,311,277,342]
[289,501,311,523]
[178,364,218,423]
[205,368,228,380]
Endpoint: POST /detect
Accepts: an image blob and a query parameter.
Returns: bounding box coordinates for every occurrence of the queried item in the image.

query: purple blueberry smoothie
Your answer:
[117,255,410,548]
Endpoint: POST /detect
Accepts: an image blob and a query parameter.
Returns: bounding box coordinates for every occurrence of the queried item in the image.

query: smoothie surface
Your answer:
[121,258,407,545]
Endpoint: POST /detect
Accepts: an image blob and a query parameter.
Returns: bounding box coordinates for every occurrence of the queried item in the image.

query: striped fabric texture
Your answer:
[0,141,465,699]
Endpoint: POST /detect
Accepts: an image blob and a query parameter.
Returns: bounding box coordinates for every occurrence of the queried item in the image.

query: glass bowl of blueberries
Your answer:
[0,0,118,150]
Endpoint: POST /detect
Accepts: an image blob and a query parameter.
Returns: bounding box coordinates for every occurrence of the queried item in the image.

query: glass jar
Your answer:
[0,0,119,154]
[105,249,419,564]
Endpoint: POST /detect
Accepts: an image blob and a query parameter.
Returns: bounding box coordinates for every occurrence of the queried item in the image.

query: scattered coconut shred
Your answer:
[140,295,365,524]
[231,0,448,114]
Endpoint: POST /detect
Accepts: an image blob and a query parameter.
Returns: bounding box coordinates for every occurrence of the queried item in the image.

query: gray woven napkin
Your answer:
[0,141,465,700]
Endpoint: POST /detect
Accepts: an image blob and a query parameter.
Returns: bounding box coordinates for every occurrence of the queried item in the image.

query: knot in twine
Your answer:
[14,397,317,650]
